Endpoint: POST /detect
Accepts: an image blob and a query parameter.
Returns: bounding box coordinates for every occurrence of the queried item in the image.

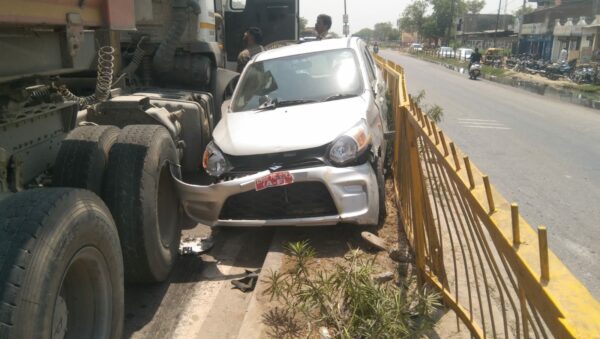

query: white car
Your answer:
[173,37,389,227]
[457,48,474,60]
[438,46,455,58]
[409,43,423,51]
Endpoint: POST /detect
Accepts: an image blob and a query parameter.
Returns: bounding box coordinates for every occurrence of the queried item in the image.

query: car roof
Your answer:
[254,37,361,62]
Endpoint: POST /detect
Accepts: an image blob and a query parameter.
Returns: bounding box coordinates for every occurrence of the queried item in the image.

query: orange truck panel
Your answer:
[0,0,135,30]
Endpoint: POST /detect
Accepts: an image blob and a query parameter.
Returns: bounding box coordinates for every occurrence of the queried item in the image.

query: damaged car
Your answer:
[172,37,390,227]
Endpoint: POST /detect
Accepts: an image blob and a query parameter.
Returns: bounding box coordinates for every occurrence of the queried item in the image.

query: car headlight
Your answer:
[202,142,231,177]
[328,120,371,166]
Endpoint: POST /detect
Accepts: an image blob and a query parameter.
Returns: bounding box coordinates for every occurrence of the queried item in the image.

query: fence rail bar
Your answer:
[375,53,600,338]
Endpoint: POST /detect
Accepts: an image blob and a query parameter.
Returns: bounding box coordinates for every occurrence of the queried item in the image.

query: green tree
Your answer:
[353,28,374,41]
[513,5,535,17]
[465,0,485,14]
[389,28,401,41]
[374,22,394,41]
[299,17,308,32]
[399,0,429,41]
[428,0,466,45]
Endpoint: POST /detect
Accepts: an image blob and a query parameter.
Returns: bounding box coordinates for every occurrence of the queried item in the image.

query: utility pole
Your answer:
[494,0,502,47]
[343,0,349,37]
[448,0,456,46]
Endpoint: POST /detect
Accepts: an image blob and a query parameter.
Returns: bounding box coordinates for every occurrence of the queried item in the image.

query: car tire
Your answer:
[0,188,124,339]
[103,125,181,283]
[53,125,120,196]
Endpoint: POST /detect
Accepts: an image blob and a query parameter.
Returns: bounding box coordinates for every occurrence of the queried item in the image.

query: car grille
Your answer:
[219,182,338,220]
[225,145,328,172]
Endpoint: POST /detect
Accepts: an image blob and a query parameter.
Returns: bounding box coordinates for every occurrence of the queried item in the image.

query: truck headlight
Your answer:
[328,120,370,166]
[202,142,231,177]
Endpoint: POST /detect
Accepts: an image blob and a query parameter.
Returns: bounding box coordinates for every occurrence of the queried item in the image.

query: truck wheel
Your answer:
[103,125,180,283]
[0,188,123,339]
[53,125,120,195]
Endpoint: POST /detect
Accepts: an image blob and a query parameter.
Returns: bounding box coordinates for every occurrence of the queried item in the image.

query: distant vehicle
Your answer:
[409,43,423,52]
[457,48,474,60]
[181,37,390,227]
[469,62,482,80]
[438,46,455,58]
[484,48,504,66]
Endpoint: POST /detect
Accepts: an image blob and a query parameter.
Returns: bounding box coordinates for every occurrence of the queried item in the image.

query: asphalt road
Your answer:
[380,51,600,299]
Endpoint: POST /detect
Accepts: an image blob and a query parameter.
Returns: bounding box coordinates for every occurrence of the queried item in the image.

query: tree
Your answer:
[299,17,308,32]
[353,28,374,41]
[465,0,485,14]
[374,22,394,41]
[428,0,466,45]
[389,28,401,41]
[399,0,429,41]
[513,5,536,17]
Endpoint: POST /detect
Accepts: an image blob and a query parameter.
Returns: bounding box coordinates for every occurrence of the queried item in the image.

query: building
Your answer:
[519,0,596,60]
[456,14,517,52]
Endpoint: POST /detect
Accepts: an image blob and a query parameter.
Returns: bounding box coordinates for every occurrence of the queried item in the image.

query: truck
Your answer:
[0,0,298,337]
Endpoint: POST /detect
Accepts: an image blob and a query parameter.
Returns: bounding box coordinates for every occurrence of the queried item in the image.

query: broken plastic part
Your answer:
[179,236,215,255]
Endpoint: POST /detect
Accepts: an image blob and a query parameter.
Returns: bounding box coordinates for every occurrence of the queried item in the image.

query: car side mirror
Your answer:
[221,99,232,115]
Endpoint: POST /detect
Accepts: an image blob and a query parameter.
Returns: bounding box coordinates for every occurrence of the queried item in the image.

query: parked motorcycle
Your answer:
[469,62,481,80]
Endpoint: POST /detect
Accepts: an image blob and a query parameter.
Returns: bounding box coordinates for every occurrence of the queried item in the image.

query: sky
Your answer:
[299,0,528,35]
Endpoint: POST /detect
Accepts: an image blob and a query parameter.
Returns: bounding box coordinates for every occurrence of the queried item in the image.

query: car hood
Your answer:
[213,96,368,156]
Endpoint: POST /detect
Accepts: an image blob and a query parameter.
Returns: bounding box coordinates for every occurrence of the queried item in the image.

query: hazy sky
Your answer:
[299,0,526,35]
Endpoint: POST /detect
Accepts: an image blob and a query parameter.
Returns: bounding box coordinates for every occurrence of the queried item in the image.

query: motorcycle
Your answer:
[469,62,481,80]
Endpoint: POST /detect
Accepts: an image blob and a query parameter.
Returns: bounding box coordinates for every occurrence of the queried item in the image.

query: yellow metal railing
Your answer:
[374,54,600,338]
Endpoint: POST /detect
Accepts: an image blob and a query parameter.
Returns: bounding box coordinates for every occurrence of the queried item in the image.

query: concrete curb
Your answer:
[236,230,287,339]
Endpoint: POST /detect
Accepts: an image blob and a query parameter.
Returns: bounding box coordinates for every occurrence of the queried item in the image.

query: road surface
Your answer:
[381,51,600,299]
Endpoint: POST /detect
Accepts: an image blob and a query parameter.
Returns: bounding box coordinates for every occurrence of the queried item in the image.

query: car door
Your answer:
[224,0,299,65]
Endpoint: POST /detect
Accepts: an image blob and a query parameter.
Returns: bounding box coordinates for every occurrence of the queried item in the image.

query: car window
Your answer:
[362,48,376,83]
[232,48,364,112]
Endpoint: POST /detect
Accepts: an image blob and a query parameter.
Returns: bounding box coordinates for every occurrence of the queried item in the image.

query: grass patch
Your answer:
[482,65,506,77]
[262,241,440,339]
[564,83,600,93]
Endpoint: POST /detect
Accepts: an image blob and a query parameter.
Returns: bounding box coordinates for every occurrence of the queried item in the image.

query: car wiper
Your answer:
[255,98,317,111]
[322,93,358,102]
[276,99,318,107]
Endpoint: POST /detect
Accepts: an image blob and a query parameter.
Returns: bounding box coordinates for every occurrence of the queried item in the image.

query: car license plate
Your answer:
[255,172,294,191]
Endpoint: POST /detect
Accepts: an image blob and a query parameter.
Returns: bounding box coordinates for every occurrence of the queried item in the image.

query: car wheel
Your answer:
[103,125,181,283]
[0,188,124,339]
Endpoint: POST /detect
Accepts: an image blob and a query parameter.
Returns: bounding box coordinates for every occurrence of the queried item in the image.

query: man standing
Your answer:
[315,14,333,40]
[237,27,265,73]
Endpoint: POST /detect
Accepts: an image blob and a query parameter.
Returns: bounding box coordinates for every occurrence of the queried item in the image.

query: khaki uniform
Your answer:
[237,45,265,72]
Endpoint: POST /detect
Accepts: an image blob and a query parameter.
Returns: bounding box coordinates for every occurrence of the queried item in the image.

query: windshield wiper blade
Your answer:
[322,93,358,102]
[276,99,318,107]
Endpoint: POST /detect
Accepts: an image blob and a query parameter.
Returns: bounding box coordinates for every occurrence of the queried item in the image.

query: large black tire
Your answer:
[0,188,124,339]
[53,125,120,195]
[103,125,181,283]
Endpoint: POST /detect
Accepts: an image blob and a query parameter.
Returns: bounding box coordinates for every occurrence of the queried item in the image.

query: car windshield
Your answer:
[231,48,364,112]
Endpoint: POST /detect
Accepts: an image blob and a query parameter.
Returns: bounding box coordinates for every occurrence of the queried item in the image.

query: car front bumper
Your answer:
[171,163,379,227]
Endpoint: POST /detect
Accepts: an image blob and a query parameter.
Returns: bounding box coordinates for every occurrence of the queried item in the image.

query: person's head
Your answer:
[243,27,263,46]
[315,14,332,35]
[474,48,479,53]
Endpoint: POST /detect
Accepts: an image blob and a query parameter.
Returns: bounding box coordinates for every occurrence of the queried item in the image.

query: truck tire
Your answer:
[103,125,181,283]
[53,125,120,195]
[0,188,124,339]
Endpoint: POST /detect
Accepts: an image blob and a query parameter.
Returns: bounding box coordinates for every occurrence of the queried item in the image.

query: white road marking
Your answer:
[457,118,510,130]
